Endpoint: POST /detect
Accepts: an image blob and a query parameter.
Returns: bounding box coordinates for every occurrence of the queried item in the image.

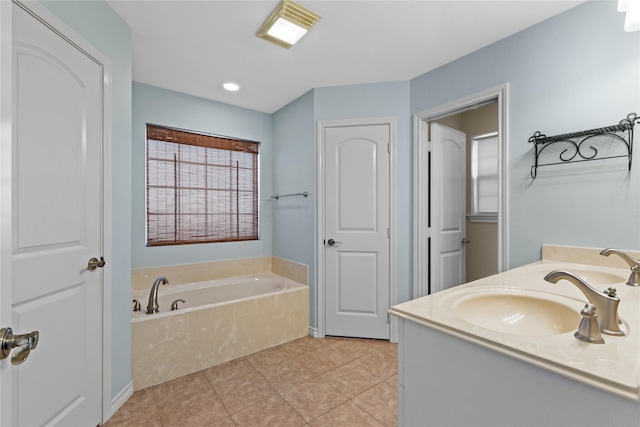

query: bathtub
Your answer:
[131,273,309,390]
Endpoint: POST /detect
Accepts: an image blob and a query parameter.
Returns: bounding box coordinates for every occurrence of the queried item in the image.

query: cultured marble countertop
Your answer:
[389,260,640,402]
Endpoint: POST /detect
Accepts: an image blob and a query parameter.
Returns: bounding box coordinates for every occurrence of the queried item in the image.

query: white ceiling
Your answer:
[108,0,584,113]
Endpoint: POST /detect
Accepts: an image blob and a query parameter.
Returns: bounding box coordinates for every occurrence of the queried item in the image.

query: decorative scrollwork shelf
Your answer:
[528,113,639,179]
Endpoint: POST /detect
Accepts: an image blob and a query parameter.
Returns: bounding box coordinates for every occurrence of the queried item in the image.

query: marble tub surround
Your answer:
[131,256,308,291]
[132,276,309,390]
[389,257,640,402]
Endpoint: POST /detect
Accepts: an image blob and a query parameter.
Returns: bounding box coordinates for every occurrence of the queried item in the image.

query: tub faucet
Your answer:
[600,248,640,287]
[544,270,624,336]
[147,276,169,314]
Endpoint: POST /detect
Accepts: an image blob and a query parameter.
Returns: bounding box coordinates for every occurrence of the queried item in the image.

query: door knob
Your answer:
[87,256,106,271]
[461,238,471,246]
[327,239,342,246]
[0,327,39,365]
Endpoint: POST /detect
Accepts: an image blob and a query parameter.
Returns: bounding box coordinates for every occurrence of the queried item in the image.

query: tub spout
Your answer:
[147,276,169,314]
[544,270,623,336]
[600,248,640,287]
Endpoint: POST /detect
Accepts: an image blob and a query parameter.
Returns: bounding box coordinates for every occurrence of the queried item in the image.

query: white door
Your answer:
[0,3,103,426]
[430,123,467,293]
[324,122,391,339]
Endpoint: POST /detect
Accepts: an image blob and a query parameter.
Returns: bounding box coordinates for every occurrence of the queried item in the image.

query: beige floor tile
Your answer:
[103,388,157,426]
[325,337,378,361]
[213,369,279,414]
[308,401,384,427]
[152,371,212,405]
[385,374,398,388]
[231,395,307,427]
[353,382,398,426]
[353,351,397,379]
[281,335,328,358]
[321,361,382,398]
[157,386,229,427]
[246,345,292,371]
[203,356,258,386]
[103,413,163,427]
[296,347,350,374]
[205,416,237,427]
[261,355,318,392]
[281,376,348,422]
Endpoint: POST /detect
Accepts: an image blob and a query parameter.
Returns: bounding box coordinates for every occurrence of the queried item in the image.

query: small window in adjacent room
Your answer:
[469,132,498,223]
[146,124,259,246]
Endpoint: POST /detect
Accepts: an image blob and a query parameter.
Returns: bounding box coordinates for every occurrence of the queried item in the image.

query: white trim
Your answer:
[467,213,498,223]
[412,84,509,298]
[308,326,320,338]
[109,381,133,422]
[316,117,398,341]
[0,2,14,425]
[10,1,114,423]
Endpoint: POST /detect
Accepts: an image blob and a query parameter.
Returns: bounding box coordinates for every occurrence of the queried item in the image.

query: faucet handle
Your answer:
[574,304,605,344]
[604,287,617,297]
[132,299,141,312]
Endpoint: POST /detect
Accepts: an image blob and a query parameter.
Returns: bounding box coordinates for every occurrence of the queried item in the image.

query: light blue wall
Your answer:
[39,0,133,402]
[411,1,640,268]
[315,82,412,308]
[132,82,274,268]
[272,90,316,322]
[271,82,411,329]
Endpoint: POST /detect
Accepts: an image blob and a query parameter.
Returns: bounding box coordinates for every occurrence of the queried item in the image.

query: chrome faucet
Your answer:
[600,248,640,287]
[544,270,624,336]
[146,276,169,314]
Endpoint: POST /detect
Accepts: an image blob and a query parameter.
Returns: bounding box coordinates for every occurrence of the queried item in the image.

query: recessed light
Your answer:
[223,82,240,92]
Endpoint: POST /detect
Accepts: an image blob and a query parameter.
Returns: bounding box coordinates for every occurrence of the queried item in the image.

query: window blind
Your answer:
[146,124,259,246]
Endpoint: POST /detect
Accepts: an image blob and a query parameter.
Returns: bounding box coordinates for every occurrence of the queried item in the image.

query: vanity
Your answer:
[389,245,640,426]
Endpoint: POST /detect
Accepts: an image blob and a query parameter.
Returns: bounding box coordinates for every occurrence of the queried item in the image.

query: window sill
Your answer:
[467,213,497,223]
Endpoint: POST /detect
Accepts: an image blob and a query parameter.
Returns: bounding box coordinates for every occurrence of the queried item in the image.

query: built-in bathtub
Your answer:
[131,272,309,390]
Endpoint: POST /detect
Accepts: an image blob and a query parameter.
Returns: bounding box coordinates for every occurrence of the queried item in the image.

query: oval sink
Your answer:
[453,293,581,336]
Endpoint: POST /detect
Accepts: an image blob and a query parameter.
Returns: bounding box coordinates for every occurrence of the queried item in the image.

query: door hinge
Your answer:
[426,141,432,152]
[426,227,432,238]
[387,227,391,238]
[387,142,391,153]
[387,313,391,324]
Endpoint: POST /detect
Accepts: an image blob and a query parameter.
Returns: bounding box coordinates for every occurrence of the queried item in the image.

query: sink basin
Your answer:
[453,292,581,336]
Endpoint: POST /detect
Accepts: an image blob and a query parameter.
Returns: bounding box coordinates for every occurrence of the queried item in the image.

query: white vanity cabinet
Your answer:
[396,318,639,427]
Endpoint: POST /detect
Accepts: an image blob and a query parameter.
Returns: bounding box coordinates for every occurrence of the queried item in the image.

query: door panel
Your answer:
[1,4,103,426]
[431,123,466,293]
[324,123,390,339]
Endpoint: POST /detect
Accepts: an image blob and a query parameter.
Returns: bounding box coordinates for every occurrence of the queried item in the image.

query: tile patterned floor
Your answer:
[105,336,398,427]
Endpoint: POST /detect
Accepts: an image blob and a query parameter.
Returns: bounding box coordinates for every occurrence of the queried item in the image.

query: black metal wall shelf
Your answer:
[528,113,639,179]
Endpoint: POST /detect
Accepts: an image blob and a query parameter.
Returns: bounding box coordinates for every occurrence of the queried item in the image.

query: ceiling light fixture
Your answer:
[256,0,321,49]
[223,82,240,92]
[618,0,640,31]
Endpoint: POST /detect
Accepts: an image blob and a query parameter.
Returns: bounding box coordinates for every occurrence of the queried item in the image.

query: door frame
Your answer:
[0,0,113,423]
[316,117,397,341]
[412,84,509,298]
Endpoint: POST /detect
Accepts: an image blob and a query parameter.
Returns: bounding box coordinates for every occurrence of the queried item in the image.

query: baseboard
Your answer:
[308,325,320,338]
[108,381,133,421]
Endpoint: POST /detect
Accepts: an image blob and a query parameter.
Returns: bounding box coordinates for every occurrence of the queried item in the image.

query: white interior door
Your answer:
[324,122,391,340]
[0,3,103,425]
[430,123,467,293]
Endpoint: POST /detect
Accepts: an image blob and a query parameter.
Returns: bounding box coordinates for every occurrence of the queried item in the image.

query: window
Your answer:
[146,124,259,246]
[469,132,498,223]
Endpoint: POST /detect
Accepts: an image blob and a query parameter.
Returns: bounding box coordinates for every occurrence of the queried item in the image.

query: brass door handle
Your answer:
[0,327,39,365]
[87,256,106,271]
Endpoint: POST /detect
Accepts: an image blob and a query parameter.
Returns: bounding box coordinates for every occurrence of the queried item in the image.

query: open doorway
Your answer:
[412,85,508,297]
[434,101,499,283]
